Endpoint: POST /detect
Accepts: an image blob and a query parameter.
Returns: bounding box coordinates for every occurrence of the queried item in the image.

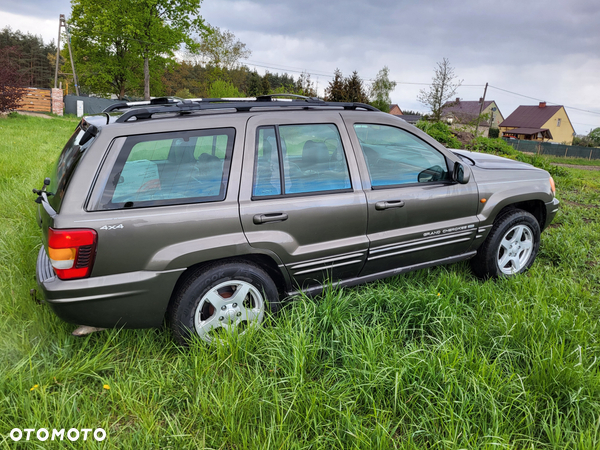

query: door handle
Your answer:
[253,213,289,224]
[375,200,405,210]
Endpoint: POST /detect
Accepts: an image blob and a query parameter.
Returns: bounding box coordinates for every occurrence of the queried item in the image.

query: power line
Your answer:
[488,85,600,116]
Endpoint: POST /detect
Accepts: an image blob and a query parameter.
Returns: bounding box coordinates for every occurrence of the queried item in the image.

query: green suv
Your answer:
[34,96,559,343]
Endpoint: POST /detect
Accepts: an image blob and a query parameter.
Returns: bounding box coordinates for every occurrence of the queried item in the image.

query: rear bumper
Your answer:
[544,197,560,230]
[36,247,184,328]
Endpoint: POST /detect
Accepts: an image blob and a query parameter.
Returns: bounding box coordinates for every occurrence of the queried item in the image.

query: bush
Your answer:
[415,120,461,148]
[488,127,500,138]
[465,137,570,178]
[208,79,243,98]
[0,46,27,113]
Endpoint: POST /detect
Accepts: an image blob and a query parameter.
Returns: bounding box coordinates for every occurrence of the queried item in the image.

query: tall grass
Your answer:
[1,114,599,449]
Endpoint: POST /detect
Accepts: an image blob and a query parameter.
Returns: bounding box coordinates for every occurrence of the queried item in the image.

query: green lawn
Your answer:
[1,114,599,449]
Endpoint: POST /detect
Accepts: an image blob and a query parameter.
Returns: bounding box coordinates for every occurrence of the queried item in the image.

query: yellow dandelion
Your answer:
[437,293,441,296]
[103,384,110,390]
[30,384,39,391]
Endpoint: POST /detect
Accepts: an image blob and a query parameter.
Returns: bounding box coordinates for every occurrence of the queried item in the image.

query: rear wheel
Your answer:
[169,261,280,345]
[471,210,540,278]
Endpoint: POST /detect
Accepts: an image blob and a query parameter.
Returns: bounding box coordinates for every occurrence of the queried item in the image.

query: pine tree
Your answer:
[324,68,346,102]
[344,71,369,103]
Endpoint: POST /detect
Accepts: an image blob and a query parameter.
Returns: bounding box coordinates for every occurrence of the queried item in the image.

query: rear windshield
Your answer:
[48,124,87,211]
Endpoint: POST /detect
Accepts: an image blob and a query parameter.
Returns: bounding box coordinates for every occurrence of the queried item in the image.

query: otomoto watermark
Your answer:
[8,428,107,442]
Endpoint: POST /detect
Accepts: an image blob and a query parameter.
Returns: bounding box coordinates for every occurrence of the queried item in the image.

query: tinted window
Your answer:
[49,125,87,211]
[354,124,449,187]
[253,123,351,197]
[253,127,281,197]
[98,128,235,210]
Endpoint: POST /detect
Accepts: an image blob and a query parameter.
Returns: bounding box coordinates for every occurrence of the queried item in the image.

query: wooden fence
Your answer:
[17,88,52,112]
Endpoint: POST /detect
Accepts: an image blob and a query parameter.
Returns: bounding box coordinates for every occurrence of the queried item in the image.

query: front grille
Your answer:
[75,245,93,268]
[36,246,54,282]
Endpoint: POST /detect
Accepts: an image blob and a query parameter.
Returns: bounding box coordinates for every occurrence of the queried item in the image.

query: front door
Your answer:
[239,112,369,290]
[343,120,480,277]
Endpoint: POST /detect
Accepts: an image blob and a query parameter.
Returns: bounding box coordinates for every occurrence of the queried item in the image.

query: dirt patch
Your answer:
[553,163,600,171]
[547,223,562,229]
[16,111,52,119]
[452,130,475,147]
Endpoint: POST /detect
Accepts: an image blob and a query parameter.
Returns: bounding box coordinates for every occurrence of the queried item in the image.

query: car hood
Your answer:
[451,149,534,170]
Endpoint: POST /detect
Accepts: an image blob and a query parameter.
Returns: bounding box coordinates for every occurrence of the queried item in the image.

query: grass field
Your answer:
[1,113,599,449]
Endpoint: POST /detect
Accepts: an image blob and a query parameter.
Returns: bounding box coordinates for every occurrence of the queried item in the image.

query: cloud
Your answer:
[1,0,599,130]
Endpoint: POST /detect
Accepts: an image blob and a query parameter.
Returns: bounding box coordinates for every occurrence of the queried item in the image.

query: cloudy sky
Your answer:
[1,0,599,133]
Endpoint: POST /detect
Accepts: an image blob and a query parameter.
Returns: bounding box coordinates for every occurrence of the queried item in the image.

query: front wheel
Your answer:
[168,261,280,345]
[471,210,541,278]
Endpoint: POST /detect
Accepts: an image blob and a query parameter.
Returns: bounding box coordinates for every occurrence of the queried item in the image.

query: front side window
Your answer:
[354,124,449,187]
[253,123,351,197]
[98,128,234,210]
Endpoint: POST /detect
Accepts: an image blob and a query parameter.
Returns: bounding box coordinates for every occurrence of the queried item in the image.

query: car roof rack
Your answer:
[104,96,184,112]
[111,94,380,123]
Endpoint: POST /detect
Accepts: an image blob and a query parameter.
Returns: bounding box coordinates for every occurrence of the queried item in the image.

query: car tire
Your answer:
[470,209,541,279]
[168,261,280,345]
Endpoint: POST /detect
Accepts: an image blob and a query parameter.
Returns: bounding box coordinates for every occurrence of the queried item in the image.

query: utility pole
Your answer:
[53,14,80,96]
[475,82,488,138]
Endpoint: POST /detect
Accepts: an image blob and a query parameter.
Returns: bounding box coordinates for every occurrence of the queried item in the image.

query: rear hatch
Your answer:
[35,117,101,280]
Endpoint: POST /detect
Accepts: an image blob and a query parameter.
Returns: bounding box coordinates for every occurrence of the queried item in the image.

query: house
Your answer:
[442,98,504,131]
[389,104,403,116]
[499,102,575,144]
[389,104,422,124]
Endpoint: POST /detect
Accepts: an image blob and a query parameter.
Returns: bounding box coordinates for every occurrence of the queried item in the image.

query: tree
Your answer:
[0,27,56,88]
[589,128,600,146]
[69,0,207,100]
[294,72,316,97]
[0,46,27,113]
[246,71,262,97]
[417,58,462,122]
[189,25,251,70]
[344,71,369,103]
[324,68,346,102]
[260,71,271,95]
[369,66,396,111]
[208,79,242,98]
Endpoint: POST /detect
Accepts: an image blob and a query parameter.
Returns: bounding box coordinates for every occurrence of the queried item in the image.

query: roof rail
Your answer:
[103,97,183,112]
[113,95,380,123]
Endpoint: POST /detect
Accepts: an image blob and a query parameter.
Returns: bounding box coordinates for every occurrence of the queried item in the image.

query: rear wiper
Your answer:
[33,177,54,204]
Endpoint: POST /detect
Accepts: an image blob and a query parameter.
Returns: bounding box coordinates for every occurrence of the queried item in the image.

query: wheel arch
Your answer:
[493,199,546,228]
[167,253,289,310]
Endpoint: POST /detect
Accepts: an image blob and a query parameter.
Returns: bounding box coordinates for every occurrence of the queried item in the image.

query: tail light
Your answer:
[48,228,97,280]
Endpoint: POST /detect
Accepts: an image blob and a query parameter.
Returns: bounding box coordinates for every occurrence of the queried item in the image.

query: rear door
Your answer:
[342,116,480,277]
[239,111,369,290]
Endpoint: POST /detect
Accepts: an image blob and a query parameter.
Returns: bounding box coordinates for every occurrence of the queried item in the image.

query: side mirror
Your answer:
[452,162,470,184]
[418,165,444,183]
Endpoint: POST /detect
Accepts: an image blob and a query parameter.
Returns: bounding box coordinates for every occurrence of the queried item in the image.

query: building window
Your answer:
[557,118,561,127]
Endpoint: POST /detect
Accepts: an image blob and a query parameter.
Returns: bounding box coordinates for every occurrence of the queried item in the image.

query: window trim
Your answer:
[95,127,236,211]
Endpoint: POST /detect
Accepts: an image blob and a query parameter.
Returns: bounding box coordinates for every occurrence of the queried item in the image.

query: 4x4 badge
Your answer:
[100,224,124,230]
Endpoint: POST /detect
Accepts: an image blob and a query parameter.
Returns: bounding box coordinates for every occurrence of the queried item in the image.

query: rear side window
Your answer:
[97,128,235,210]
[252,123,351,198]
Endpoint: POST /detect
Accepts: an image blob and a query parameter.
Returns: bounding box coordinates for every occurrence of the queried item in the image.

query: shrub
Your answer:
[465,137,570,178]
[415,120,461,148]
[0,46,27,113]
[488,127,500,138]
[208,79,243,98]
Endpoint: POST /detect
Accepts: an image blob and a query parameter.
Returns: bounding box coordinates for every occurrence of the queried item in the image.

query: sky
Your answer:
[1,0,599,134]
